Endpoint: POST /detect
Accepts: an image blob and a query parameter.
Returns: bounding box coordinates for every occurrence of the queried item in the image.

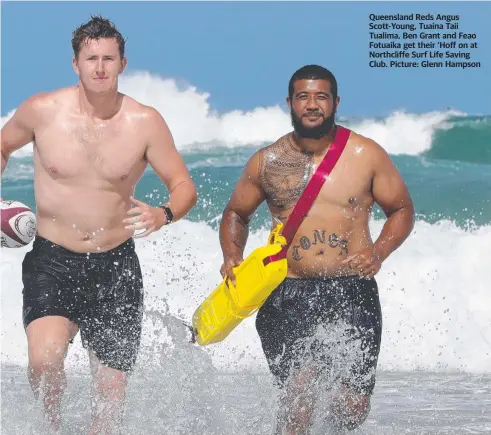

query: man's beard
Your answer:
[290,110,336,139]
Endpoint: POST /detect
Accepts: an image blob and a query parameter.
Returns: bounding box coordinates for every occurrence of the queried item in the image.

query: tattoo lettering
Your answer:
[312,230,326,245]
[327,233,349,254]
[339,239,348,253]
[299,236,311,250]
[292,246,303,261]
[291,230,349,261]
[328,233,339,248]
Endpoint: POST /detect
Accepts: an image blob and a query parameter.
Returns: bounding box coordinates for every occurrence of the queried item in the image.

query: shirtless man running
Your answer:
[219,65,414,433]
[1,16,197,434]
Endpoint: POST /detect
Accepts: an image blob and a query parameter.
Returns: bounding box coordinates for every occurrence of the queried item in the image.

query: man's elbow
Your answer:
[222,206,235,220]
[179,179,197,209]
[1,143,11,161]
[189,184,198,208]
[222,206,249,227]
[389,201,415,230]
[402,197,415,219]
[407,202,416,231]
[1,147,11,174]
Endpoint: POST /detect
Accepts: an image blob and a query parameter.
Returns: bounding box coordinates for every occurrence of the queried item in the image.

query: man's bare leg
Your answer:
[273,370,372,434]
[88,351,128,435]
[273,365,319,435]
[26,316,79,432]
[330,384,371,431]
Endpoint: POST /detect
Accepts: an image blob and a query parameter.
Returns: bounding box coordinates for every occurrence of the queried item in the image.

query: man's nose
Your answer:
[306,96,319,109]
[95,60,105,75]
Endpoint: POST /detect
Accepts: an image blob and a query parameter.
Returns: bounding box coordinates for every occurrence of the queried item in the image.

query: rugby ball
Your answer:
[1,200,37,248]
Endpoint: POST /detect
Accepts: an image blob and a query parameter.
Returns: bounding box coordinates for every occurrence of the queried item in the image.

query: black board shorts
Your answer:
[256,275,382,395]
[22,235,144,372]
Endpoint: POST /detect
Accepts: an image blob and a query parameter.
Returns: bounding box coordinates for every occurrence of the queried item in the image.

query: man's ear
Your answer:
[286,96,292,110]
[334,96,341,111]
[72,56,80,75]
[119,57,127,74]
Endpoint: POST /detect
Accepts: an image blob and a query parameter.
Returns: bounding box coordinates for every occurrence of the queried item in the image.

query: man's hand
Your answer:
[123,196,168,239]
[220,255,244,287]
[341,247,383,279]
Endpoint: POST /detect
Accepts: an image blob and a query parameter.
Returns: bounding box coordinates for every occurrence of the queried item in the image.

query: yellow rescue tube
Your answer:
[192,224,288,346]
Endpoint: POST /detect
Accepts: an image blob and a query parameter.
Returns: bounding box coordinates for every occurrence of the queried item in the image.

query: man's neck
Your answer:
[77,85,121,122]
[291,125,338,156]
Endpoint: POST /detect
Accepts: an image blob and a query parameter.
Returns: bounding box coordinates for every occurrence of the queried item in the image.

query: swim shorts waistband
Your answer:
[283,275,374,284]
[32,235,135,259]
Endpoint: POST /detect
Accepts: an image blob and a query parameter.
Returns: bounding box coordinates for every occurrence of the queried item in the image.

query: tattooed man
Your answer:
[219,65,414,434]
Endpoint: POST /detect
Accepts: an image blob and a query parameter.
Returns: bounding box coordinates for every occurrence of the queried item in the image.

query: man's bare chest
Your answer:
[263,156,373,213]
[33,122,146,181]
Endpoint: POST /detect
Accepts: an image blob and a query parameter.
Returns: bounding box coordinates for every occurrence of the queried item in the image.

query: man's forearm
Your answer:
[1,151,8,175]
[165,180,197,222]
[219,209,249,261]
[372,204,415,262]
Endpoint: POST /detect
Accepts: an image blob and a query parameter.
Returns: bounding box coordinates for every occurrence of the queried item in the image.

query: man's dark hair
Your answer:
[72,15,126,59]
[288,65,338,100]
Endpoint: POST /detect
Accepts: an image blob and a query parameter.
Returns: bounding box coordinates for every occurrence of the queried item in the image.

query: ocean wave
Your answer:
[2,71,488,164]
[423,115,491,164]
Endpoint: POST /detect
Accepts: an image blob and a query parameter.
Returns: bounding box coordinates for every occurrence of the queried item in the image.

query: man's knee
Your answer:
[331,392,371,430]
[26,337,70,401]
[28,337,69,374]
[96,372,126,400]
[91,357,128,402]
[26,316,76,374]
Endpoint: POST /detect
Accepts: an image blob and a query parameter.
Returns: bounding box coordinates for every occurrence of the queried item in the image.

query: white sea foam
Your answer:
[2,218,490,375]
